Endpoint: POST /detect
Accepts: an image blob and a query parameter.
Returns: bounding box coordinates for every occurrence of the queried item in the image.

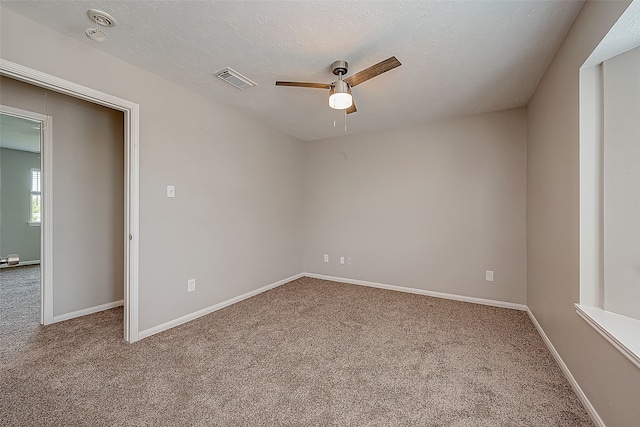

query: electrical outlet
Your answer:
[340,256,345,265]
[167,185,175,198]
[485,271,494,282]
[324,254,329,263]
[187,279,196,292]
[347,257,352,265]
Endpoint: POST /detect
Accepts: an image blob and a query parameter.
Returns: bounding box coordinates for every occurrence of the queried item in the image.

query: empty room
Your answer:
[1,1,639,426]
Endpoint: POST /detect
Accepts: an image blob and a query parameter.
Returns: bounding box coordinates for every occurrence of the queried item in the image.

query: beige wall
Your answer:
[527,1,640,425]
[304,109,527,304]
[1,76,124,316]
[0,8,305,330]
[0,147,41,262]
[602,45,640,320]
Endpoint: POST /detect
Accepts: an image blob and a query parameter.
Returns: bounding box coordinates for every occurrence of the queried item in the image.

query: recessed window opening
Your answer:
[578,0,640,369]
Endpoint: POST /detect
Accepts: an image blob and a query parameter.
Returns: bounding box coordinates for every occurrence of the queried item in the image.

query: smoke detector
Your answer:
[85,9,117,42]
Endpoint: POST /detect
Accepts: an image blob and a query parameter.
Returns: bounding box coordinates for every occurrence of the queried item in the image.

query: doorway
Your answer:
[0,106,52,324]
[0,59,140,342]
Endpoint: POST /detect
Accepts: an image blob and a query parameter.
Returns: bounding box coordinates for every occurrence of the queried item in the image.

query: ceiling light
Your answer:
[85,9,116,42]
[329,80,353,110]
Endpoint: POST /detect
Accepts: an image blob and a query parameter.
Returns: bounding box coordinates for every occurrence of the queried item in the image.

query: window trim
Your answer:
[575,304,640,369]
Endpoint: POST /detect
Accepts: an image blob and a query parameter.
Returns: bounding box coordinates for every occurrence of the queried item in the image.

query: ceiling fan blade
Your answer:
[346,101,357,114]
[275,81,332,89]
[344,56,402,87]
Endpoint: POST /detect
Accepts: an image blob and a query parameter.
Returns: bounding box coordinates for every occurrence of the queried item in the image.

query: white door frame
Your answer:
[0,59,140,343]
[0,105,53,324]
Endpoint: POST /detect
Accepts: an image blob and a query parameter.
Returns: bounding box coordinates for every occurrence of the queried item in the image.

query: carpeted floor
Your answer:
[0,265,42,359]
[1,266,593,426]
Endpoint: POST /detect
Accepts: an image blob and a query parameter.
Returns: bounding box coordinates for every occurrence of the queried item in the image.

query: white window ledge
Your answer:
[28,222,41,227]
[575,304,640,369]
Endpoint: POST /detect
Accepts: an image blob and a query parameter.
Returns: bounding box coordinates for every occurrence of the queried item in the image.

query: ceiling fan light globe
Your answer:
[329,93,353,110]
[329,80,353,110]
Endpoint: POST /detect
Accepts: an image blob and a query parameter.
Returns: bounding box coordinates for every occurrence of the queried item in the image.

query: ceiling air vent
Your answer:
[215,68,257,90]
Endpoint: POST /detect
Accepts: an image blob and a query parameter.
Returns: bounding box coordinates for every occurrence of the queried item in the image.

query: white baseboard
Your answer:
[53,300,124,323]
[526,308,604,427]
[304,273,527,311]
[0,260,40,269]
[138,273,304,340]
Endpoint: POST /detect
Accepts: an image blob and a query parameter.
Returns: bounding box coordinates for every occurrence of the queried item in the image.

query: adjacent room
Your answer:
[1,1,639,426]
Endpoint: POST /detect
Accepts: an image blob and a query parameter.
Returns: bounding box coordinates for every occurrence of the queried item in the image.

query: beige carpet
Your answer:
[1,266,593,426]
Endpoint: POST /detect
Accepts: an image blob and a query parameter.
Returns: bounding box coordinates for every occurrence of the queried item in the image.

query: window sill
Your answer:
[28,222,40,227]
[575,304,640,369]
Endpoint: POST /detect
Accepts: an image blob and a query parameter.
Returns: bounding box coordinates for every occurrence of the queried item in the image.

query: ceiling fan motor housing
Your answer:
[331,60,349,76]
[330,80,351,95]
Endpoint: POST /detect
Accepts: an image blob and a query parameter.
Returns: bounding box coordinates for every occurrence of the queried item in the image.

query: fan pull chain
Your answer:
[344,109,347,132]
[333,107,336,127]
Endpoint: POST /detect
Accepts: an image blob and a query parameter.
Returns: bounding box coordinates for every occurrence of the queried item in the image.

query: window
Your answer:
[30,168,41,225]
[579,20,640,369]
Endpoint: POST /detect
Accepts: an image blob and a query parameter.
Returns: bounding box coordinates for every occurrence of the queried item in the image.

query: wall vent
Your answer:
[215,68,257,90]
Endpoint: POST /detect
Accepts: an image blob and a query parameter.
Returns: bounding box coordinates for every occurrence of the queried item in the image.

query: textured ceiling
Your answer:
[2,1,586,141]
[584,0,640,67]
